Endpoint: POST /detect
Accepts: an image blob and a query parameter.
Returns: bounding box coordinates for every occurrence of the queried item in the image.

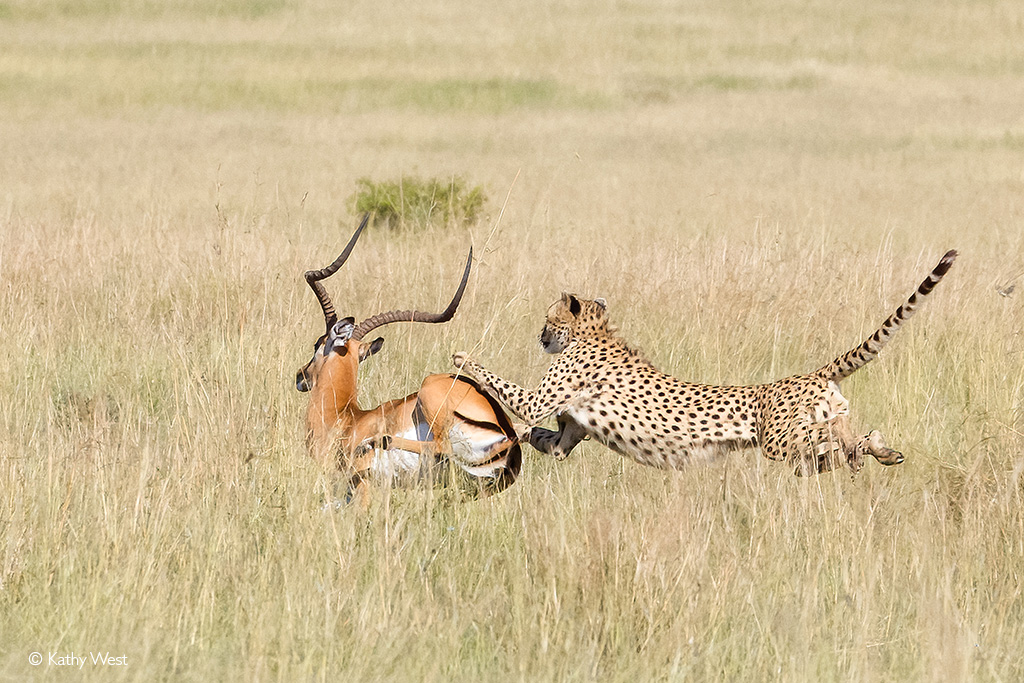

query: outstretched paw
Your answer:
[512,422,533,442]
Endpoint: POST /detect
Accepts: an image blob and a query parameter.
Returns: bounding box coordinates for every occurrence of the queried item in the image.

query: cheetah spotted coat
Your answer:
[454,251,956,475]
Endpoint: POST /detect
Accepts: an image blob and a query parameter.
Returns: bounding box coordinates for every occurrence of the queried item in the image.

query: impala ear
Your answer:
[296,367,312,392]
[359,337,384,362]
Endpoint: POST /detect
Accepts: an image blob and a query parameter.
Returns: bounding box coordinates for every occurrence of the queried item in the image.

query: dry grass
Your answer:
[2,0,1024,680]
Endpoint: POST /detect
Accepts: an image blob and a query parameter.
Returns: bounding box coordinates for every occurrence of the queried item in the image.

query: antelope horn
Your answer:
[305,214,369,332]
[351,247,473,341]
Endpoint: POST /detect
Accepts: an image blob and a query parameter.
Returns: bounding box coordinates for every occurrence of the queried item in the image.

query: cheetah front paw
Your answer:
[512,422,533,442]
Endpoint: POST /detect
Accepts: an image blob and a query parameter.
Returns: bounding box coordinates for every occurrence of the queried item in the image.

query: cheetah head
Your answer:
[539,293,610,353]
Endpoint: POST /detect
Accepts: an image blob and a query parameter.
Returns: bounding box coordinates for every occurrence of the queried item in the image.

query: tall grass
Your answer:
[2,0,1023,680]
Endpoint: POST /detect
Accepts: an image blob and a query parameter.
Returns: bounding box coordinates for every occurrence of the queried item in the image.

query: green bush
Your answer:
[349,176,486,230]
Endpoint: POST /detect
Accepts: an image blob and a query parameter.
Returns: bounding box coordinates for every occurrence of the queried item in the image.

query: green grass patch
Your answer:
[350,176,487,231]
[0,47,597,115]
[626,70,822,103]
[694,72,821,92]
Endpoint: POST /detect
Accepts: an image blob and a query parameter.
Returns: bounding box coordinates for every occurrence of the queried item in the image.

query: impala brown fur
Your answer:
[297,216,521,502]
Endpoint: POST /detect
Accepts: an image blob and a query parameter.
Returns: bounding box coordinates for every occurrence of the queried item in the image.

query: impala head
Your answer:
[295,316,385,394]
[539,293,611,353]
[296,214,473,397]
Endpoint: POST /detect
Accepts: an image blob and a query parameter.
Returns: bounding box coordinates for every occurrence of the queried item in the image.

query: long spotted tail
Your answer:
[817,250,957,382]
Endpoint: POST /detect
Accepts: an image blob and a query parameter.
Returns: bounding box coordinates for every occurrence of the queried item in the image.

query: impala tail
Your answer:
[817,250,957,382]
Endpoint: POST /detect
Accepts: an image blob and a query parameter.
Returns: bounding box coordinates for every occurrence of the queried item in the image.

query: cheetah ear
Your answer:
[594,297,607,310]
[568,294,581,316]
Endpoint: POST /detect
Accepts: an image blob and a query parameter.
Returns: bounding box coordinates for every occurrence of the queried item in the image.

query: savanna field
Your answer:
[2,0,1023,680]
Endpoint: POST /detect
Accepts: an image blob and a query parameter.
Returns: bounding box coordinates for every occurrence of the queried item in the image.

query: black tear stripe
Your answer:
[818,250,957,382]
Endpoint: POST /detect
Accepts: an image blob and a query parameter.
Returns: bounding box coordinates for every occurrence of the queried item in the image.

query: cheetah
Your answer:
[453,250,957,475]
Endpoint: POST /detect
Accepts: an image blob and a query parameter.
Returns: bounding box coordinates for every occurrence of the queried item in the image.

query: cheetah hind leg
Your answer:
[794,415,861,476]
[796,425,903,476]
[796,429,848,476]
[857,429,904,467]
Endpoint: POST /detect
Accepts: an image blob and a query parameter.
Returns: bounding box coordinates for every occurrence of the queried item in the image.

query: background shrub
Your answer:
[349,176,486,230]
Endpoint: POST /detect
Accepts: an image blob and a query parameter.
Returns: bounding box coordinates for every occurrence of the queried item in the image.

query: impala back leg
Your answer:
[793,415,860,476]
[342,473,373,510]
[413,374,523,495]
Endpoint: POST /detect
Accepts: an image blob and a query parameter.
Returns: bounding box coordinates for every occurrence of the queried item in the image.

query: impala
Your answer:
[296,215,521,501]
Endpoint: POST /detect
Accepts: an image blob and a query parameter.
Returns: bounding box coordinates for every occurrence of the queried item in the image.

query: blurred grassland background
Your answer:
[2,0,1024,680]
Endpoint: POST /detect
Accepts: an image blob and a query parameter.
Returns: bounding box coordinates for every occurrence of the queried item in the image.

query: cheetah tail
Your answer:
[817,249,957,382]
